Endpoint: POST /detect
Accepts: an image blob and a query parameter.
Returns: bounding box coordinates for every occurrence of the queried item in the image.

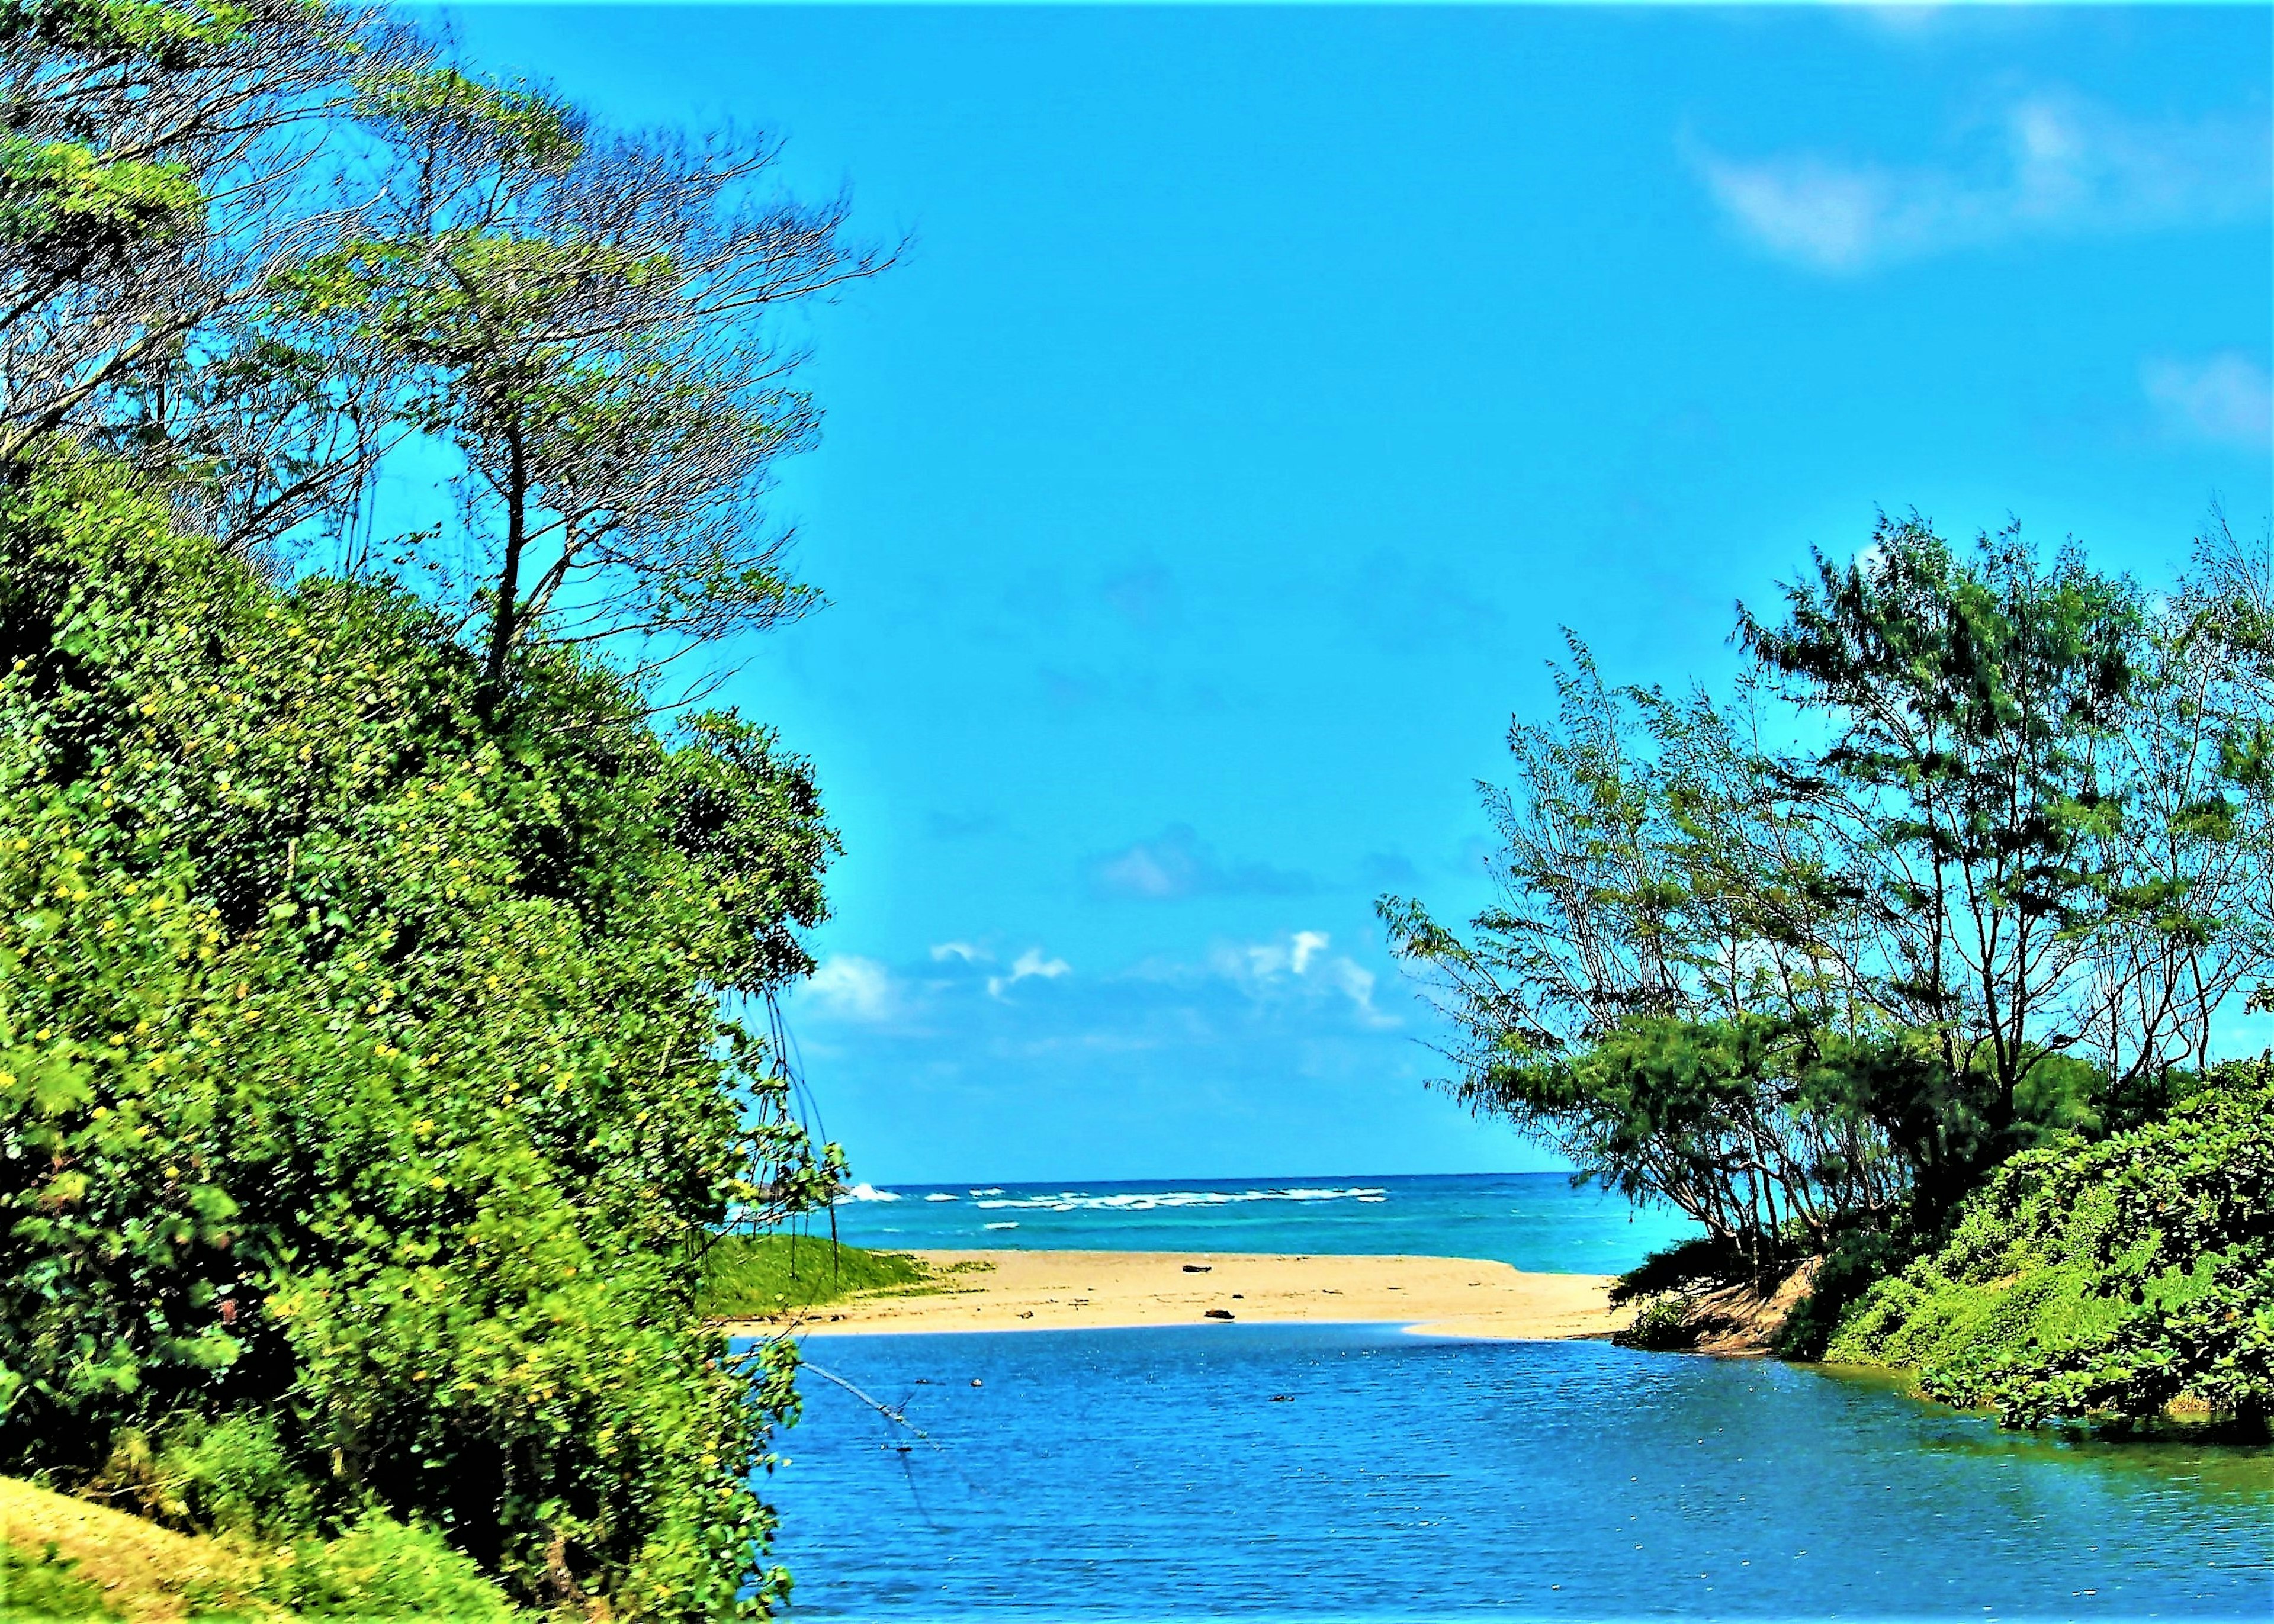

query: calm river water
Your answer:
[761,1326,2273,1623]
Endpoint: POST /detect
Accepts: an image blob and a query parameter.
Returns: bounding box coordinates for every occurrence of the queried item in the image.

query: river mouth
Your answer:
[755,1324,2273,1622]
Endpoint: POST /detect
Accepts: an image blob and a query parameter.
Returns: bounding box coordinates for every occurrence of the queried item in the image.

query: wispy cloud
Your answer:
[1695,94,2270,272]
[1851,5,1952,39]
[988,946,1071,999]
[1361,851,1422,888]
[1344,552,1502,655]
[796,929,1399,1043]
[2143,352,2273,450]
[1181,930,1399,1030]
[802,955,899,1024]
[926,811,998,841]
[797,941,1077,1027]
[1088,825,1314,901]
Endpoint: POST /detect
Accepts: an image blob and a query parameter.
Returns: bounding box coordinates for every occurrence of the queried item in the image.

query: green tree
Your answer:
[2082,511,2274,1086]
[1739,520,2141,1123]
[1378,641,1906,1268]
[1386,516,2274,1260]
[0,7,876,1613]
[0,0,410,546]
[287,62,887,706]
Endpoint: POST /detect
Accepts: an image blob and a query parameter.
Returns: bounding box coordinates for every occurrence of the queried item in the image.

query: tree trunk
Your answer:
[480,426,529,714]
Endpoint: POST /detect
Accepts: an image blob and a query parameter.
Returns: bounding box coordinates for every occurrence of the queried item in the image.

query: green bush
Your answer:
[0,455,839,1615]
[91,1411,314,1542]
[1826,1060,2274,1430]
[256,1510,519,1620]
[1611,1292,1696,1352]
[0,1542,118,1621]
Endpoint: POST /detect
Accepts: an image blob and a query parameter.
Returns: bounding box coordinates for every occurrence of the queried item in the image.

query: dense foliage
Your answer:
[1384,519,2274,1278]
[1825,1062,2272,1431]
[0,451,839,1614]
[0,0,875,1612]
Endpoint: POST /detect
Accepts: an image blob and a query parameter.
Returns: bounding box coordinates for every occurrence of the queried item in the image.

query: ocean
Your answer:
[808,1171,1702,1274]
[759,1175,2274,1621]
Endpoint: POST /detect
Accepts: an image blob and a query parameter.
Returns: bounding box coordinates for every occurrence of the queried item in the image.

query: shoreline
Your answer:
[721,1249,1631,1340]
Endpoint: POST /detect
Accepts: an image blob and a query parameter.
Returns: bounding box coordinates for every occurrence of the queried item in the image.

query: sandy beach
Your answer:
[731,1250,1630,1340]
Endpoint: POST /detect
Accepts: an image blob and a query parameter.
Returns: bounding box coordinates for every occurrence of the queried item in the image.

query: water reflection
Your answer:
[1810,1361,2274,1498]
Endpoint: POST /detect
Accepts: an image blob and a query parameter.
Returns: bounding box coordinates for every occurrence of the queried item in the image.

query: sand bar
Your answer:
[727,1250,1630,1340]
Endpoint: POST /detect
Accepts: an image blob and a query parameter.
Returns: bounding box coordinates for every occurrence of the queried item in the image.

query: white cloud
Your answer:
[1203,930,1398,1030]
[2143,353,2273,450]
[988,946,1071,999]
[1695,95,2270,272]
[930,940,989,963]
[801,956,898,1024]
[776,932,1424,1175]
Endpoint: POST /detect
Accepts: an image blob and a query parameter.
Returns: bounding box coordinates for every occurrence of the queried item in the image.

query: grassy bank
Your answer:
[699,1236,937,1320]
[1825,1063,2272,1431]
[1607,1061,2272,1434]
[0,1477,516,1622]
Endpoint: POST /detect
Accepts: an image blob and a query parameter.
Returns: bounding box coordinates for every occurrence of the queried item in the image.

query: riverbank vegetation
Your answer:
[0,1,872,1616]
[1824,1059,2270,1430]
[1385,516,2274,1430]
[699,1237,933,1320]
[2,1469,518,1620]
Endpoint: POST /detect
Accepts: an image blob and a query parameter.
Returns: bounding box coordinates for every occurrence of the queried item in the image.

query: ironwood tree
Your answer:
[288,61,888,708]
[1384,515,2274,1259]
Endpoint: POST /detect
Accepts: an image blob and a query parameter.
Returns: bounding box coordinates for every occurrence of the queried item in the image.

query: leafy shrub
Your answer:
[92,1411,314,1542]
[0,454,839,1615]
[1612,1292,1697,1352]
[0,1541,118,1620]
[256,1510,519,1620]
[1826,1060,2274,1430]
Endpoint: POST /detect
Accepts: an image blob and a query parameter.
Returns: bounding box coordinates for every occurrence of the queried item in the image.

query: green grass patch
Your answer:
[0,1541,120,1621]
[698,1233,934,1318]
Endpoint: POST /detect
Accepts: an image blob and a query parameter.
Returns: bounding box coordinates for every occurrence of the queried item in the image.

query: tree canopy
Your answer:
[1385,515,2274,1268]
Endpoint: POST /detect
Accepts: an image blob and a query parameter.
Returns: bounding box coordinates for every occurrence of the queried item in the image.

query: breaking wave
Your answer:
[972,1185,1389,1213]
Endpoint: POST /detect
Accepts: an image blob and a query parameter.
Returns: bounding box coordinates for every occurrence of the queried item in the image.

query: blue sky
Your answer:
[440,5,2272,1184]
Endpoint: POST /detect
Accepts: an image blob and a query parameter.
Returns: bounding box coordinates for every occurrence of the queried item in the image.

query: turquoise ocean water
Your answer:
[811,1172,1702,1274]
[760,1174,2272,1621]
